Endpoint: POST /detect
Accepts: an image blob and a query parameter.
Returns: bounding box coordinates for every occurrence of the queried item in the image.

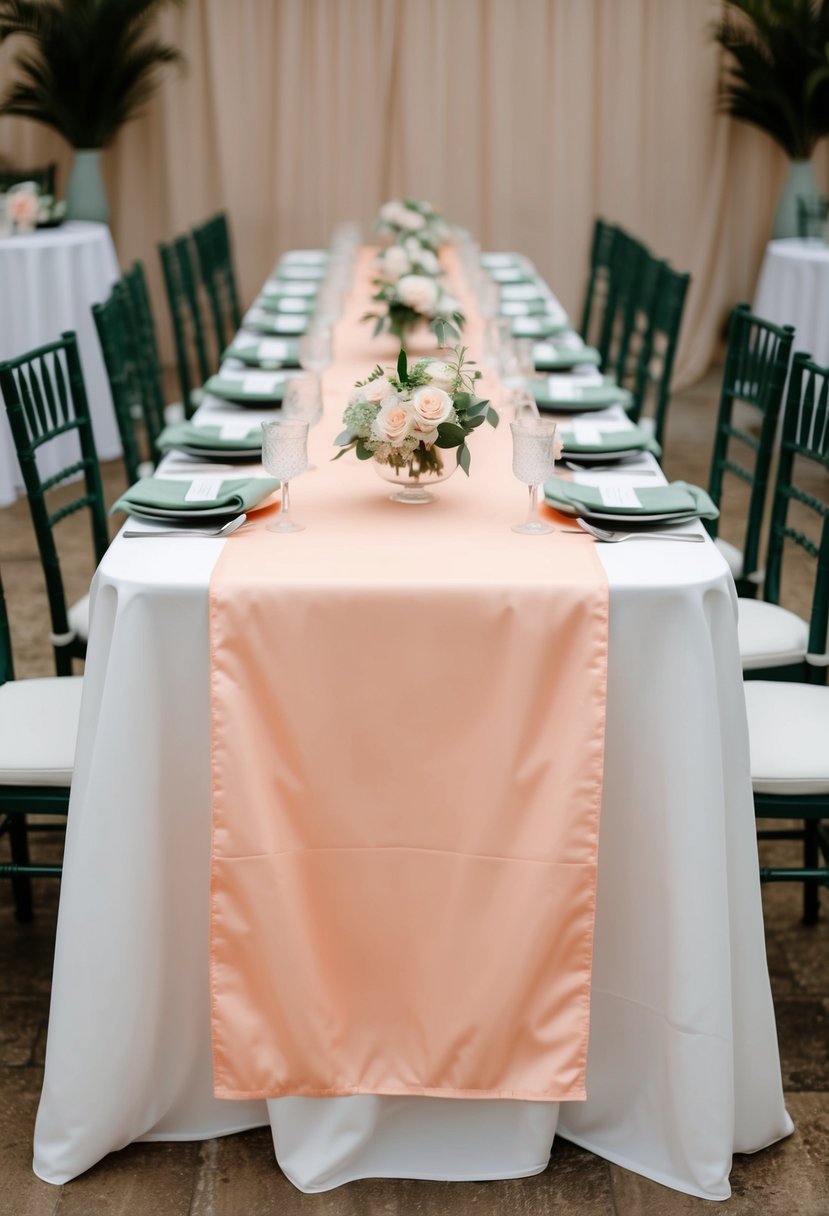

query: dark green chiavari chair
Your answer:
[580,218,619,356]
[0,163,57,196]
[93,280,162,485]
[159,235,212,416]
[192,212,243,354]
[0,566,80,922]
[0,333,109,676]
[739,351,829,684]
[610,242,660,389]
[596,228,646,376]
[742,351,829,924]
[707,305,795,598]
[624,260,691,452]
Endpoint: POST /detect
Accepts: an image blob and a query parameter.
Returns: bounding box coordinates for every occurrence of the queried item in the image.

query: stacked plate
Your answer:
[223,335,301,369]
[543,475,719,527]
[243,306,309,337]
[557,418,660,465]
[158,419,264,460]
[204,367,300,405]
[533,333,601,372]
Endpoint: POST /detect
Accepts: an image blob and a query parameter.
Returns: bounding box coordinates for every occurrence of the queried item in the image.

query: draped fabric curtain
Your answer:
[1,0,827,386]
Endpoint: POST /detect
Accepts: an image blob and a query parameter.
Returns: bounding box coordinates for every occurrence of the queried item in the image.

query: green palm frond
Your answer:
[0,0,185,148]
[713,0,829,158]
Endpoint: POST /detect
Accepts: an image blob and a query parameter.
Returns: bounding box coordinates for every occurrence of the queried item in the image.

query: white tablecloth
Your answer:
[32,447,791,1201]
[0,221,122,506]
[753,238,829,365]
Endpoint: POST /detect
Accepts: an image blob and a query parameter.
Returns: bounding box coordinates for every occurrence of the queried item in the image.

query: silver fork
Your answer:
[575,518,705,543]
[122,515,248,539]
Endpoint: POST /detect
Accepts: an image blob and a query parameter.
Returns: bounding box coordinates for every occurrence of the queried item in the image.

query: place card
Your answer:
[185,477,225,502]
[264,279,318,296]
[501,283,546,300]
[219,420,261,441]
[569,422,603,446]
[599,485,642,508]
[243,371,289,393]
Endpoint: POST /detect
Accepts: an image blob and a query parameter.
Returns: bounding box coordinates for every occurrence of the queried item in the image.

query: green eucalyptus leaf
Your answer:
[356,440,375,460]
[487,406,500,428]
[397,347,408,383]
[334,428,353,446]
[457,443,471,476]
[466,414,486,429]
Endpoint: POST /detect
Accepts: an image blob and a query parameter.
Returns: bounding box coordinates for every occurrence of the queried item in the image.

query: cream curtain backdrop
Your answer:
[1,0,828,387]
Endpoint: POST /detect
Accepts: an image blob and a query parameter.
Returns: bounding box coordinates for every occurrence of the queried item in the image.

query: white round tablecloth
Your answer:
[752,238,829,364]
[0,221,122,507]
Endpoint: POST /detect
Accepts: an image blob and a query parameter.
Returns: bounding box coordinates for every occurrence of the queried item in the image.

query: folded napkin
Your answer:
[532,376,633,410]
[490,267,537,284]
[244,309,308,336]
[500,298,555,317]
[205,368,292,402]
[480,252,530,269]
[512,315,570,339]
[544,476,719,520]
[224,336,300,368]
[158,421,263,453]
[112,475,279,517]
[262,278,319,297]
[559,418,661,456]
[257,293,316,316]
[533,336,602,371]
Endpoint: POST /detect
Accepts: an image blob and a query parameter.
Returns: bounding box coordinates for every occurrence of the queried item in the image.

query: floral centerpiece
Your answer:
[374,238,442,282]
[363,272,465,344]
[4,180,66,232]
[375,197,451,251]
[334,347,497,503]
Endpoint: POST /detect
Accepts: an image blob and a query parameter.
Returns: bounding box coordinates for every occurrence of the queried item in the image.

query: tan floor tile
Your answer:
[0,1068,60,1216]
[55,1142,199,1216]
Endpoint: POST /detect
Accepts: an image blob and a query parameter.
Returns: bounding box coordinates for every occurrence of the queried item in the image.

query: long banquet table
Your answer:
[33,246,791,1201]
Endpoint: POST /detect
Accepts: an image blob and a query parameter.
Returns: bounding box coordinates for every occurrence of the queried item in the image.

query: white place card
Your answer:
[274,298,309,313]
[185,477,225,502]
[569,422,603,446]
[259,338,294,359]
[243,371,288,393]
[220,420,260,440]
[599,485,642,508]
[501,283,546,300]
[265,279,318,297]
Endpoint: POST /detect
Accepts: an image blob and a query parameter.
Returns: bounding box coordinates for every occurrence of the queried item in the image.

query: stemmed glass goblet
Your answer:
[510,418,558,535]
[261,418,309,533]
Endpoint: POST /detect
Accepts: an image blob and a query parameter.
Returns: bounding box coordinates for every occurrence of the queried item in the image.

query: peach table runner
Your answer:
[208,250,609,1101]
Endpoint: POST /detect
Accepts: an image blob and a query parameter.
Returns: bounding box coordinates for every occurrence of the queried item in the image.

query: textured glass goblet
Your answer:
[282,374,323,426]
[510,418,558,535]
[299,326,332,375]
[261,418,309,533]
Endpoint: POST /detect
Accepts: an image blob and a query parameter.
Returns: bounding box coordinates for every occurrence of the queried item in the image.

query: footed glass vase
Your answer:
[373,445,456,504]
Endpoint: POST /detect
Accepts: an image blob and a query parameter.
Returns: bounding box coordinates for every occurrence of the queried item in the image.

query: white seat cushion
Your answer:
[745,681,829,796]
[67,594,90,644]
[0,676,83,786]
[715,538,743,581]
[738,598,809,670]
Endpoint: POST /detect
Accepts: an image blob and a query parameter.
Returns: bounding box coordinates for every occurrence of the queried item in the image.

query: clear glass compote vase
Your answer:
[510,418,558,535]
[261,418,309,532]
[373,444,456,505]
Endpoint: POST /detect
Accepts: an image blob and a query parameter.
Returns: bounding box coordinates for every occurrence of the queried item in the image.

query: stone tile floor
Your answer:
[0,372,827,1214]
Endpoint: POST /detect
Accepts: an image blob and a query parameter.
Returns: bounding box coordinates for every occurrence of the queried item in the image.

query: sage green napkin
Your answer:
[157,421,263,453]
[532,377,633,411]
[512,315,570,339]
[500,298,552,316]
[112,475,279,517]
[543,476,719,520]
[223,336,300,367]
[490,267,537,284]
[204,369,291,403]
[558,422,661,457]
[257,292,316,315]
[533,338,602,371]
[245,311,309,336]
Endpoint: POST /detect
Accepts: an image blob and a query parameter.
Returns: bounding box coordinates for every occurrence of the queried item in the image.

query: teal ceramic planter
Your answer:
[65,149,109,224]
[773,159,819,239]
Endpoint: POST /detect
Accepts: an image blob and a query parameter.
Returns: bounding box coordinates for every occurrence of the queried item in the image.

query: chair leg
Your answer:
[8,816,33,923]
[803,820,820,926]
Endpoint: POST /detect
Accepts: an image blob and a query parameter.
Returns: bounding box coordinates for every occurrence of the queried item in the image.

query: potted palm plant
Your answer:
[0,0,185,223]
[713,0,829,237]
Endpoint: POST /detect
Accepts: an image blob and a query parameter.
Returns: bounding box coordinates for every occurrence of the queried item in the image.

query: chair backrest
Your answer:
[121,262,168,438]
[93,281,161,485]
[796,195,829,241]
[0,566,13,686]
[158,235,212,414]
[192,212,242,353]
[595,228,647,374]
[0,333,108,674]
[611,242,661,388]
[763,352,829,677]
[580,218,618,351]
[626,260,691,451]
[0,163,57,196]
[706,305,795,586]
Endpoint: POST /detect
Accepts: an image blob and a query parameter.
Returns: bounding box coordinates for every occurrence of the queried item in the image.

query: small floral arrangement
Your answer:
[334,346,498,477]
[374,238,442,282]
[363,272,465,344]
[4,181,66,231]
[375,197,450,251]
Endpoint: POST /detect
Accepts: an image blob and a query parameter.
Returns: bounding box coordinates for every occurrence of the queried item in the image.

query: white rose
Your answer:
[396,206,426,231]
[362,375,396,404]
[415,248,441,276]
[425,360,458,392]
[403,235,425,259]
[379,201,401,225]
[411,386,453,436]
[396,274,440,316]
[371,397,414,446]
[379,245,411,281]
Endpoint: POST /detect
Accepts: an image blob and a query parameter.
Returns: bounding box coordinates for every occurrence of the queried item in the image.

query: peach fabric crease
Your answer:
[208,248,609,1102]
